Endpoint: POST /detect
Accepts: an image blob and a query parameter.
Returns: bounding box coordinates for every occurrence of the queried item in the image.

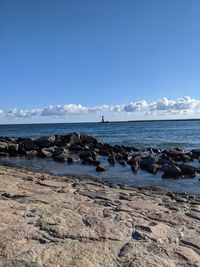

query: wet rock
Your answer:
[0,141,8,152]
[22,138,39,151]
[35,135,55,148]
[25,150,38,158]
[39,148,53,158]
[52,147,68,162]
[131,162,140,173]
[80,134,98,145]
[161,164,182,178]
[140,156,156,170]
[146,164,159,175]
[107,155,116,165]
[192,149,200,158]
[79,151,93,160]
[119,160,127,167]
[82,157,95,165]
[180,164,196,178]
[8,143,19,154]
[96,164,107,172]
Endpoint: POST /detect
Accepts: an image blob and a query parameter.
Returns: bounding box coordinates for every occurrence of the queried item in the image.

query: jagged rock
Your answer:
[22,138,39,151]
[35,135,55,148]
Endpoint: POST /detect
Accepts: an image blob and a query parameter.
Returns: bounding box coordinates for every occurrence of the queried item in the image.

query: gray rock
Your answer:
[96,164,107,172]
[0,141,8,152]
[140,156,156,170]
[161,164,182,177]
[35,135,55,148]
[22,139,39,151]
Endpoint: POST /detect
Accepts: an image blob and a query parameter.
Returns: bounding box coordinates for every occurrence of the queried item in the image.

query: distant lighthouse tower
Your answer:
[101,115,105,123]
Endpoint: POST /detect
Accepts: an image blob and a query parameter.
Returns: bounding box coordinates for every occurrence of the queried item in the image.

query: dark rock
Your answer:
[67,156,74,164]
[161,164,182,178]
[22,138,39,151]
[140,156,156,170]
[82,157,95,165]
[131,162,140,173]
[35,135,55,148]
[96,164,107,172]
[180,164,196,178]
[25,150,37,158]
[69,133,80,145]
[39,148,53,158]
[0,152,9,157]
[52,147,68,162]
[80,134,98,145]
[8,143,19,154]
[0,141,8,152]
[192,149,200,158]
[119,160,127,167]
[107,155,116,165]
[79,151,93,160]
[115,153,124,161]
[146,164,159,175]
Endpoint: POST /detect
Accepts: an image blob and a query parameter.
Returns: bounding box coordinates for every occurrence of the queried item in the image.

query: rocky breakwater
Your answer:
[0,133,200,180]
[0,165,200,266]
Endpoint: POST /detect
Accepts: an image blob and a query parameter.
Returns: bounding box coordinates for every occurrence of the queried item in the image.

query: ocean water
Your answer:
[1,120,200,194]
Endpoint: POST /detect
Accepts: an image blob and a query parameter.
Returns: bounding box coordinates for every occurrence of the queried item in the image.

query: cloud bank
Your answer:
[1,96,200,119]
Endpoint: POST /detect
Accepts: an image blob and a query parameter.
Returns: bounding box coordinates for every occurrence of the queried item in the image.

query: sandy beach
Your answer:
[0,164,200,266]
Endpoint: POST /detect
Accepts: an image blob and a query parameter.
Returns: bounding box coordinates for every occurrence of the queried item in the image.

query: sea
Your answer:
[1,120,200,194]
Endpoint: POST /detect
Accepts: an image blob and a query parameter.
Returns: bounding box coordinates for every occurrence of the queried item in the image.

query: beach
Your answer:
[0,131,200,266]
[0,164,200,266]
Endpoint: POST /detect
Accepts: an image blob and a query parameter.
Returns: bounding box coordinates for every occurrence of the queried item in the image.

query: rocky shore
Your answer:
[0,133,200,180]
[0,164,200,266]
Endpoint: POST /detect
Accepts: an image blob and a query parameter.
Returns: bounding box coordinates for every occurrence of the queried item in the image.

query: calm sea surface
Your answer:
[1,120,200,194]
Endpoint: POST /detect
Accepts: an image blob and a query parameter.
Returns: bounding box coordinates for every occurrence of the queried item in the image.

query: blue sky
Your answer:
[1,0,200,123]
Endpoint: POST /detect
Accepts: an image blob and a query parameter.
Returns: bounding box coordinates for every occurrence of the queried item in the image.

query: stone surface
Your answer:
[0,164,200,267]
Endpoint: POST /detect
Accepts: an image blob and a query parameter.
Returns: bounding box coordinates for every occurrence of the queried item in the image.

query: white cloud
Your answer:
[1,96,200,119]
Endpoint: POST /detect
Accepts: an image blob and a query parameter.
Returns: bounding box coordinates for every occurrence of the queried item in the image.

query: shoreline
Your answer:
[0,164,200,266]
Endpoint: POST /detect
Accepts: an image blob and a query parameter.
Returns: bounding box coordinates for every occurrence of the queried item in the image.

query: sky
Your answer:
[1,0,200,123]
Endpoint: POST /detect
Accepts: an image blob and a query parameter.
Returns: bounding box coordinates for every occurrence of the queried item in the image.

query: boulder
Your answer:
[79,151,93,160]
[25,150,38,158]
[107,155,116,165]
[131,162,140,173]
[39,148,53,158]
[80,134,98,145]
[180,164,196,178]
[96,164,107,172]
[35,135,55,148]
[140,156,156,170]
[52,147,68,162]
[82,157,95,165]
[8,143,19,154]
[192,149,200,158]
[22,138,39,151]
[146,164,159,175]
[0,141,8,152]
[161,164,182,178]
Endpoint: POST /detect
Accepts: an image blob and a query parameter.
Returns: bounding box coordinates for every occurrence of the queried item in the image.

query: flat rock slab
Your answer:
[0,165,200,267]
